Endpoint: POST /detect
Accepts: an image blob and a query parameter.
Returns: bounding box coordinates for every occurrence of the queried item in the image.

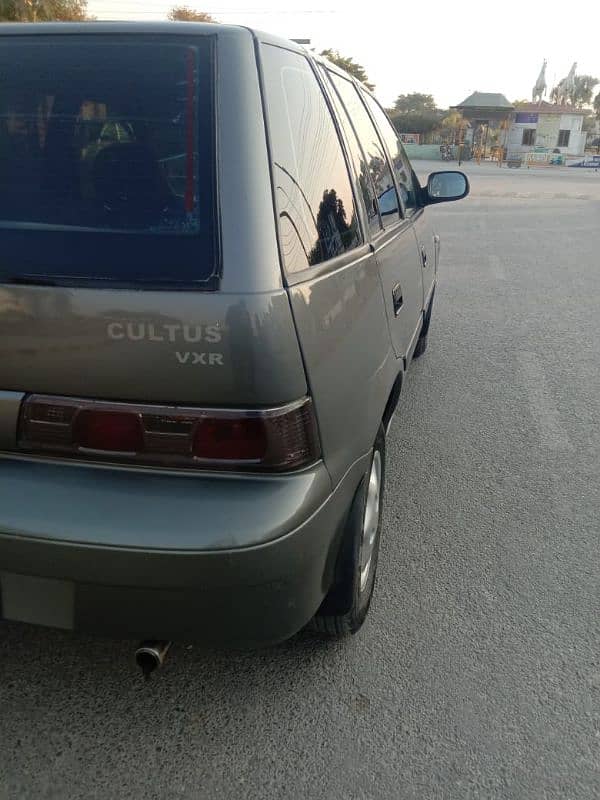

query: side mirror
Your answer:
[425,171,469,204]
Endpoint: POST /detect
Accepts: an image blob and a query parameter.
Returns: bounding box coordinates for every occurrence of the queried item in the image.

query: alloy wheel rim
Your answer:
[359,450,382,594]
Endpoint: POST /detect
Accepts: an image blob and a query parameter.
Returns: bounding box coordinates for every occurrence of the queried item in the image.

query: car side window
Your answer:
[362,93,418,214]
[328,71,400,228]
[261,45,362,274]
[320,67,381,236]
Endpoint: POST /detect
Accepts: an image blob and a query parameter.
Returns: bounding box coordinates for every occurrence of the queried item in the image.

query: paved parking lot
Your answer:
[1,161,599,800]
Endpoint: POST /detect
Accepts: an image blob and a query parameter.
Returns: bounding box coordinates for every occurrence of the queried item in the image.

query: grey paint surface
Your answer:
[0,455,368,642]
[411,208,437,308]
[0,286,307,404]
[215,27,284,295]
[373,220,424,359]
[0,457,331,551]
[288,251,398,485]
[1,164,598,798]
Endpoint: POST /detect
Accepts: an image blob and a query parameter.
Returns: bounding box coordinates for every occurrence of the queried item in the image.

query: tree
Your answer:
[167,6,215,21]
[441,111,465,129]
[570,75,599,107]
[551,75,598,107]
[389,111,444,137]
[320,49,374,91]
[590,93,600,153]
[392,93,437,114]
[388,94,444,139]
[0,0,89,21]
[582,113,596,133]
[440,110,468,144]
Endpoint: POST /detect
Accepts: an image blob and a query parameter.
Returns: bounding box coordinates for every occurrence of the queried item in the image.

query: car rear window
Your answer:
[0,35,217,288]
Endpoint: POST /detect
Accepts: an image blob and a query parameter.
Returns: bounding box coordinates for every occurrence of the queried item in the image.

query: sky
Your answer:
[88,0,600,110]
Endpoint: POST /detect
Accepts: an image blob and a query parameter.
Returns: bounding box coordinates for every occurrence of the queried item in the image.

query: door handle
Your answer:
[421,245,428,267]
[392,283,403,315]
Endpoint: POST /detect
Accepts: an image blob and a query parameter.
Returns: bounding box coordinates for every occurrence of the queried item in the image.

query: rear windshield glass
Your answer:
[0,36,217,287]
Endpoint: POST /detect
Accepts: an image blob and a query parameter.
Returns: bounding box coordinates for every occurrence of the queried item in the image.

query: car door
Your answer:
[397,143,438,312]
[328,72,423,362]
[361,94,436,319]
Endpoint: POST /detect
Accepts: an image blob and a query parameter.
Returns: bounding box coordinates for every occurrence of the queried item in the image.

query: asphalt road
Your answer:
[1,162,599,800]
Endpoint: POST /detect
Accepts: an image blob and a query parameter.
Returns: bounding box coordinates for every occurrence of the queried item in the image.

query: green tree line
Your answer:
[0,0,89,21]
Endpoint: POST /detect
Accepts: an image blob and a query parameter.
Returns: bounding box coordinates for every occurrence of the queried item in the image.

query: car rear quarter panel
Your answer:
[287,249,399,484]
[216,27,284,295]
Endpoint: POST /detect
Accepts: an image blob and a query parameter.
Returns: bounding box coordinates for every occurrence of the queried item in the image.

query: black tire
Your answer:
[412,291,435,360]
[310,426,385,637]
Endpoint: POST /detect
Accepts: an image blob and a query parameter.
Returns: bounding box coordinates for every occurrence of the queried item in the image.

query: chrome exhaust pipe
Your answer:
[135,640,172,679]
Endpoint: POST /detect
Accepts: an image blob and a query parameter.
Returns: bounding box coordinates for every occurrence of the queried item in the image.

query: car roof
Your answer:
[0,22,343,70]
[0,20,295,48]
[0,21,231,34]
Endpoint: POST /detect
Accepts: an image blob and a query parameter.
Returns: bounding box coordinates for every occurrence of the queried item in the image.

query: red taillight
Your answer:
[73,410,144,453]
[18,395,320,472]
[193,418,267,462]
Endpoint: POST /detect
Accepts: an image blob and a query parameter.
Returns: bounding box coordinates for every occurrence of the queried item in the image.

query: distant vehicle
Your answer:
[0,23,469,669]
[506,152,523,168]
[567,154,600,168]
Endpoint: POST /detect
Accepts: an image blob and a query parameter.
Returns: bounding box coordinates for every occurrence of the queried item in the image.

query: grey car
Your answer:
[0,23,468,663]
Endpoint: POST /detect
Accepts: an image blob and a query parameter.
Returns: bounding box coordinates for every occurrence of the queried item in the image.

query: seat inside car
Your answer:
[92,142,173,224]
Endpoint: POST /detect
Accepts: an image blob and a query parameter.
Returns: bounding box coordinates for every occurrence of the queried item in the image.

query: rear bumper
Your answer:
[0,455,367,644]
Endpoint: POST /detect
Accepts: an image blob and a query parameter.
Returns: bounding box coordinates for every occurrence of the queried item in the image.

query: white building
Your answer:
[507,102,588,157]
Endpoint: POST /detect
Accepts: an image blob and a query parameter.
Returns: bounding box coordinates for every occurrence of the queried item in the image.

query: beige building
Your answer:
[506,102,588,157]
